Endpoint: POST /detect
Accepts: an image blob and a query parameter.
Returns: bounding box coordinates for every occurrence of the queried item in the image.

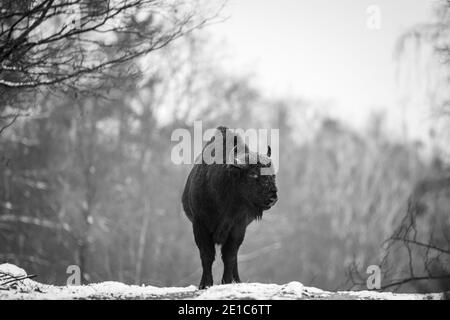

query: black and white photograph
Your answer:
[0,0,450,307]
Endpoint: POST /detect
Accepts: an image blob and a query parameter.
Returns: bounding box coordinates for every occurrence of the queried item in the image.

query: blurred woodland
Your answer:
[0,0,449,292]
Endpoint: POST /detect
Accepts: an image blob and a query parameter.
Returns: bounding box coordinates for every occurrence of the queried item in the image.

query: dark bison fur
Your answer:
[182,126,278,289]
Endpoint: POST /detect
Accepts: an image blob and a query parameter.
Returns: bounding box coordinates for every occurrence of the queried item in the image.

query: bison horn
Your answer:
[227,145,247,168]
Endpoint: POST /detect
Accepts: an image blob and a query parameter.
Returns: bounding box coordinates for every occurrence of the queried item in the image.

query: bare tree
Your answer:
[0,0,208,89]
[369,0,450,293]
[347,171,450,292]
[0,0,216,133]
[396,0,450,116]
[345,0,450,294]
[381,174,450,291]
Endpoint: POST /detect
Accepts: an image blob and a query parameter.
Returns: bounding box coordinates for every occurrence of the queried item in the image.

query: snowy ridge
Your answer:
[0,264,444,300]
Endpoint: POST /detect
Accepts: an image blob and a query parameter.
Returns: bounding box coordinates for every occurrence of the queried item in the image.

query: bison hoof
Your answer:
[222,278,241,285]
[199,283,212,290]
[199,276,213,290]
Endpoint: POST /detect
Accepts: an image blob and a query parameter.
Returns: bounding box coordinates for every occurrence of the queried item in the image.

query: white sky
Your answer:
[209,0,436,130]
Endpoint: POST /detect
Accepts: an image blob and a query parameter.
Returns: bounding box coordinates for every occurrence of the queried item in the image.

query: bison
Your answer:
[182,126,278,289]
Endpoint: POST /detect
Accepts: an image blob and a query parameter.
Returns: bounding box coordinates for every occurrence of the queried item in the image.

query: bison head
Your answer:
[228,146,278,211]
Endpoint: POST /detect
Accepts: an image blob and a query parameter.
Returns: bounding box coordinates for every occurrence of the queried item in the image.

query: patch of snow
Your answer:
[341,290,441,300]
[303,286,326,295]
[196,283,282,300]
[0,263,27,277]
[195,282,331,300]
[0,264,444,300]
[279,281,305,298]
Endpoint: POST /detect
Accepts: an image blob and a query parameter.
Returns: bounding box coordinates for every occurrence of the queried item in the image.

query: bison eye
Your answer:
[248,173,258,179]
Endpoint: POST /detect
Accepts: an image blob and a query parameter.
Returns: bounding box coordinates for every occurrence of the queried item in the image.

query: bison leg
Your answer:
[232,259,240,283]
[221,226,245,284]
[193,221,215,289]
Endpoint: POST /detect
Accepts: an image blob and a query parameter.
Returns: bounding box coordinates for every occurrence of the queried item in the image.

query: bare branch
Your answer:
[0,112,20,135]
[0,0,216,94]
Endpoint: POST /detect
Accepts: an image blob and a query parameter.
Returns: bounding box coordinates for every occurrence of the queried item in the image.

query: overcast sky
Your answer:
[210,0,436,131]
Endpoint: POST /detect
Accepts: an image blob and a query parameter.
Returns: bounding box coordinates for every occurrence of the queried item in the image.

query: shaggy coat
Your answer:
[182,126,278,289]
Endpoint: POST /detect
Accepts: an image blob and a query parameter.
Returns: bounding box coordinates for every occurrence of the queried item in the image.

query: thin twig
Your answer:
[379,275,450,291]
[0,274,37,286]
[0,113,20,135]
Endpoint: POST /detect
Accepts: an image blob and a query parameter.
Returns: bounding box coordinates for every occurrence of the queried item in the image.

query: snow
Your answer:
[194,281,332,300]
[341,290,438,300]
[0,263,27,277]
[0,263,444,300]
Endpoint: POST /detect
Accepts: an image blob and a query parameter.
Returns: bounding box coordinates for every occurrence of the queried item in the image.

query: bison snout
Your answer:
[269,194,278,204]
[264,192,278,208]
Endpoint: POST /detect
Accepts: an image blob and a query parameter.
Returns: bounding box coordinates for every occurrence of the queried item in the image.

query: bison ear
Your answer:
[267,145,271,157]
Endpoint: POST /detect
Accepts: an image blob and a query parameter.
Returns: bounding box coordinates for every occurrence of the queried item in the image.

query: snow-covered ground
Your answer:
[0,263,444,300]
